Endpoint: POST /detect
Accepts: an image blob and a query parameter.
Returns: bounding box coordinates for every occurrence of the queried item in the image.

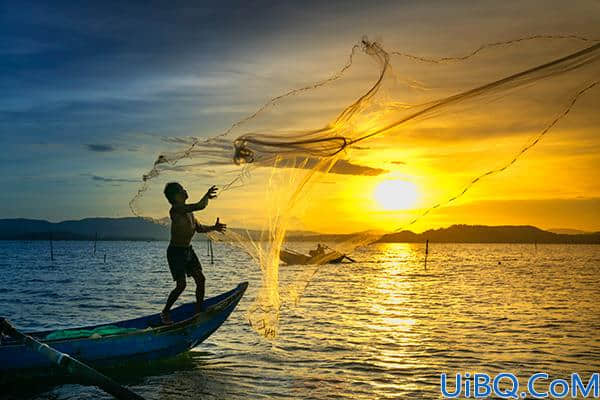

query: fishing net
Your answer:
[45,326,139,341]
[130,35,600,338]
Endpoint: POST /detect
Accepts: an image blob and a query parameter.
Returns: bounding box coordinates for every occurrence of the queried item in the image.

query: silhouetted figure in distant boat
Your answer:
[309,243,326,258]
[160,182,226,325]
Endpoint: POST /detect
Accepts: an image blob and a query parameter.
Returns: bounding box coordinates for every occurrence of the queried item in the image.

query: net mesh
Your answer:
[130,35,600,338]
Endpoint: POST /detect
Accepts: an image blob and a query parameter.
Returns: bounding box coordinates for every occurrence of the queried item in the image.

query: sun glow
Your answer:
[374,179,419,211]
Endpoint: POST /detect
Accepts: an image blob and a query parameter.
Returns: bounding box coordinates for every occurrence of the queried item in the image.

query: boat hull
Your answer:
[0,282,248,377]
[280,250,345,265]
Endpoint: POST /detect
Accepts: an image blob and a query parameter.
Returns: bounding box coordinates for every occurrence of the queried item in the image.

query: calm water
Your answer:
[1,240,599,399]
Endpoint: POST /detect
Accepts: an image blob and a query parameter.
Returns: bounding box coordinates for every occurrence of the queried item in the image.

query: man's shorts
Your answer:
[167,245,202,281]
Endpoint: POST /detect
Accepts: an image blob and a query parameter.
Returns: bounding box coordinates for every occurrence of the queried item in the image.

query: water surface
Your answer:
[1,241,599,399]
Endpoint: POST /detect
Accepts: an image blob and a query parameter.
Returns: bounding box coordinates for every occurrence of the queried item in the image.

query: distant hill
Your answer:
[376,224,600,244]
[0,217,316,242]
[0,218,171,241]
[548,228,590,235]
[0,219,598,244]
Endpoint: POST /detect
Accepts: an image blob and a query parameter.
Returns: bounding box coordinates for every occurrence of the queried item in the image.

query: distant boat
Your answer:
[0,282,247,380]
[279,248,347,265]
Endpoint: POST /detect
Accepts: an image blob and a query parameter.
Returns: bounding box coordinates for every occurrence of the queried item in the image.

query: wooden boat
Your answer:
[0,282,247,379]
[279,249,346,265]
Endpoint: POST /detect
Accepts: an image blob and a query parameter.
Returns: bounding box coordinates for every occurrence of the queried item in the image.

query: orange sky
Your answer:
[166,33,600,234]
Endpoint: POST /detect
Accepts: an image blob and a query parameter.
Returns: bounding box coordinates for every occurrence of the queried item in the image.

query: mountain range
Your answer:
[375,224,600,244]
[0,218,598,244]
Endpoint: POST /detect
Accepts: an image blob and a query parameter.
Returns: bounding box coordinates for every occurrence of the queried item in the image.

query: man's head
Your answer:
[164,182,188,204]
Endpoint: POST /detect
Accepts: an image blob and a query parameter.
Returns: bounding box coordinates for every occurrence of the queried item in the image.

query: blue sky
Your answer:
[1,0,392,219]
[1,0,599,229]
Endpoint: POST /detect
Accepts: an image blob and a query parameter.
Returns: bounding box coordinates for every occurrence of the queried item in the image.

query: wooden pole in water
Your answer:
[50,232,54,262]
[94,232,98,256]
[0,318,146,400]
[424,239,429,270]
[209,239,214,265]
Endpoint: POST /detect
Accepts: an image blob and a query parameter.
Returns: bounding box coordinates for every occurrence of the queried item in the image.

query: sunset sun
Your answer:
[374,179,419,211]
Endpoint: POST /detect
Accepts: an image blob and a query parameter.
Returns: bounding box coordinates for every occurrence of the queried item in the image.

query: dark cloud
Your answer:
[85,144,116,152]
[155,156,387,177]
[270,157,388,176]
[162,137,196,145]
[330,159,387,176]
[162,137,233,151]
[90,175,138,183]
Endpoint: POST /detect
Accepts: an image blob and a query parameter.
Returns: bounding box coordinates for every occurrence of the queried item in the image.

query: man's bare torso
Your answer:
[170,208,196,247]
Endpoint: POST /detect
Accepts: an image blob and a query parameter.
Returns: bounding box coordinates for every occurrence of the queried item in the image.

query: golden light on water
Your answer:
[374,179,419,211]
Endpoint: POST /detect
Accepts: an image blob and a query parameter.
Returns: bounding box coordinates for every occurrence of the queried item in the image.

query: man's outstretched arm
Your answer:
[196,217,227,233]
[173,185,218,213]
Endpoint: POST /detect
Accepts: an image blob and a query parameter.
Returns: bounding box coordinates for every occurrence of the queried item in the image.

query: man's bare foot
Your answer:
[160,310,174,325]
[195,303,204,314]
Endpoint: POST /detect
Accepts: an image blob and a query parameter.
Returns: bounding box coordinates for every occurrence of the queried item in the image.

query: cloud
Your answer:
[154,155,387,177]
[85,144,116,152]
[269,157,388,176]
[161,136,197,145]
[89,175,138,183]
[330,159,388,176]
[161,136,233,151]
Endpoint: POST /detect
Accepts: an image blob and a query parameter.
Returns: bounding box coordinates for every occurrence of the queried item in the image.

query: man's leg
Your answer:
[162,277,186,319]
[191,270,206,313]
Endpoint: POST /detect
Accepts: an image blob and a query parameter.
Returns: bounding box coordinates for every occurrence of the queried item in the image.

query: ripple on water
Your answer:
[0,241,599,400]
